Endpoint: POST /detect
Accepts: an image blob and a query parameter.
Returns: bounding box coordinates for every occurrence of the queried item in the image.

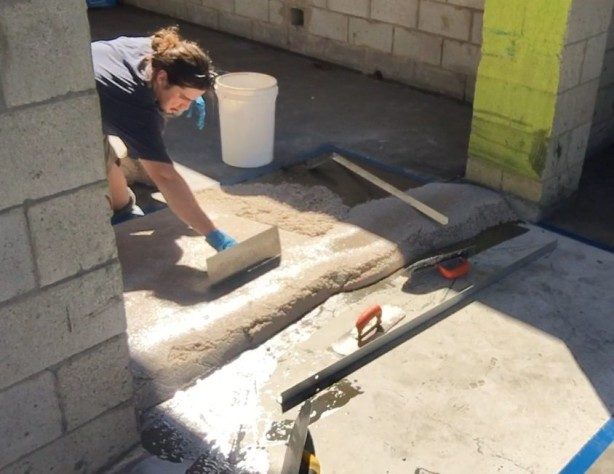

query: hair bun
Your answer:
[151,26,180,54]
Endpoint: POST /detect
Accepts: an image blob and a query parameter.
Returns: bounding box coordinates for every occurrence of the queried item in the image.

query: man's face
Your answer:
[153,70,206,116]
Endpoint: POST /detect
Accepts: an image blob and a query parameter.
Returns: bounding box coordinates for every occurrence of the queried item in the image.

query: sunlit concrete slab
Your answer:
[142,226,613,473]
[115,181,515,409]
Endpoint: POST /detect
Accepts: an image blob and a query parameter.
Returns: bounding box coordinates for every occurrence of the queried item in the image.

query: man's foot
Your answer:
[110,189,145,225]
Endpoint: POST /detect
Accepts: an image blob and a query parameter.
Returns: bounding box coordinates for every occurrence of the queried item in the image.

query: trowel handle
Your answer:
[355,305,382,337]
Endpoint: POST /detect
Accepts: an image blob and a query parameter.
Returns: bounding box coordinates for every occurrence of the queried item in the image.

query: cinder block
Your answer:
[328,0,369,18]
[0,264,126,390]
[442,40,481,75]
[412,62,467,99]
[541,169,580,207]
[202,0,234,12]
[552,79,600,135]
[541,132,572,181]
[236,0,269,21]
[501,170,543,203]
[0,93,106,210]
[567,122,592,166]
[219,12,254,38]
[566,0,614,44]
[419,1,472,41]
[350,18,393,52]
[269,0,285,25]
[56,335,133,431]
[0,0,94,107]
[308,8,349,43]
[364,49,403,80]
[599,49,614,87]
[582,33,609,83]
[150,0,186,20]
[2,403,138,474]
[27,183,116,286]
[371,0,418,29]
[0,208,36,304]
[471,12,484,45]
[465,157,503,190]
[185,3,219,29]
[559,41,586,92]
[288,30,365,70]
[0,371,62,469]
[393,28,443,66]
[252,22,289,48]
[447,0,485,9]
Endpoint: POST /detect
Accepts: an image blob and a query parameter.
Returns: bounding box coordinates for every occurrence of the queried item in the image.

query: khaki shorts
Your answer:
[103,135,129,172]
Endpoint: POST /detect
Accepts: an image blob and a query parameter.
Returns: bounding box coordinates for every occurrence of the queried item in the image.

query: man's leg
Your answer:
[104,135,132,211]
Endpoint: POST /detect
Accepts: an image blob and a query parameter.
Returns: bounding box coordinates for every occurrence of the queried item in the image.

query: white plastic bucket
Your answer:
[214,72,278,168]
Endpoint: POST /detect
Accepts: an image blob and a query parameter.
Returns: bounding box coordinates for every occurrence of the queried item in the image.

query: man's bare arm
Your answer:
[139,159,215,236]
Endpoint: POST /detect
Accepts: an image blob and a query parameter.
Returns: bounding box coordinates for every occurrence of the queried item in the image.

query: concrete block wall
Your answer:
[467,0,613,217]
[0,0,138,471]
[588,3,614,155]
[123,0,485,101]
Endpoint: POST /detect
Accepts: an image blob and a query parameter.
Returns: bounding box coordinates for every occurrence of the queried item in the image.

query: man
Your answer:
[92,26,236,251]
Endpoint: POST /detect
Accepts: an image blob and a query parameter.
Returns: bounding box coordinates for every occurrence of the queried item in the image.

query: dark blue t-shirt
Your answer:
[92,36,171,163]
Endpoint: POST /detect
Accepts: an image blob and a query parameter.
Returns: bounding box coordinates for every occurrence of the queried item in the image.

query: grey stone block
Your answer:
[371,0,418,28]
[566,0,614,44]
[185,3,220,29]
[412,62,467,99]
[560,41,586,92]
[56,335,134,431]
[0,264,126,390]
[219,12,254,38]
[27,183,117,286]
[349,18,393,53]
[582,33,609,83]
[394,28,443,66]
[419,0,472,41]
[202,0,234,13]
[471,11,484,45]
[0,208,36,304]
[288,30,366,71]
[1,403,138,474]
[0,0,95,107]
[236,0,269,21]
[442,40,481,75]
[252,22,289,49]
[552,79,600,136]
[328,0,369,18]
[0,371,62,469]
[308,8,349,43]
[0,93,106,210]
[269,0,285,25]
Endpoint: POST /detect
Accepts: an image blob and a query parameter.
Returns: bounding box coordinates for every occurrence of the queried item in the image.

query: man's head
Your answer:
[149,26,215,116]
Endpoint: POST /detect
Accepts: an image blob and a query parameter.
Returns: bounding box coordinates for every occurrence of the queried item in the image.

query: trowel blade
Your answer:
[206,226,281,285]
[331,305,406,356]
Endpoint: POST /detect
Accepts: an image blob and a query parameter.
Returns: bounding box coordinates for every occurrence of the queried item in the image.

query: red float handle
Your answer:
[355,304,382,339]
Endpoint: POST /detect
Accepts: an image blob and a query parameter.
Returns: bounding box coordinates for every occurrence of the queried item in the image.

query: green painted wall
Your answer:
[469,0,573,179]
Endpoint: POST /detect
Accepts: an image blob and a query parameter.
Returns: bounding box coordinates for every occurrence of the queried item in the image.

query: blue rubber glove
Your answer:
[186,96,206,130]
[205,229,237,252]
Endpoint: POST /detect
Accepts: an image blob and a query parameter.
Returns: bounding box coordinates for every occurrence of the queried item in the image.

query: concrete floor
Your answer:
[132,226,613,473]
